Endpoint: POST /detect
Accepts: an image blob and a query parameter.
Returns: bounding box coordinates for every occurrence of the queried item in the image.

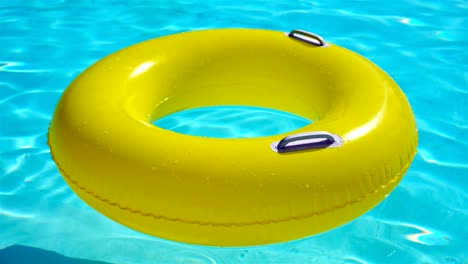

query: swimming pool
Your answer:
[1,0,466,263]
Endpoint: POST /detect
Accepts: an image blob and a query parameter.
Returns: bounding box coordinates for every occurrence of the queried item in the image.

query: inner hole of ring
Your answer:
[152,105,312,138]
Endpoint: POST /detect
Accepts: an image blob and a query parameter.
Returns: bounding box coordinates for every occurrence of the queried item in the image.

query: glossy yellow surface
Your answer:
[48,29,417,246]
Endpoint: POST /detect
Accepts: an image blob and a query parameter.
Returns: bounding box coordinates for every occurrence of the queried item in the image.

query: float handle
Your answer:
[271,131,343,153]
[288,29,327,47]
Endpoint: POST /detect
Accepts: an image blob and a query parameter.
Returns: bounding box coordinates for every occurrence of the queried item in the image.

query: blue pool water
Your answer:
[1,0,466,263]
[154,106,311,138]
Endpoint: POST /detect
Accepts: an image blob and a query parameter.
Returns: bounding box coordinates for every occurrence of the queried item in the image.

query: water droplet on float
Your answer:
[204,175,211,183]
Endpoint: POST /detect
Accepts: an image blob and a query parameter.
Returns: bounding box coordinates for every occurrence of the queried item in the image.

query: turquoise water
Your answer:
[154,106,311,138]
[1,0,466,263]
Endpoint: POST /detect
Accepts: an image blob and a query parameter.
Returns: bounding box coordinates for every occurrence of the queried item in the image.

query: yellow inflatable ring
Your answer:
[48,29,417,246]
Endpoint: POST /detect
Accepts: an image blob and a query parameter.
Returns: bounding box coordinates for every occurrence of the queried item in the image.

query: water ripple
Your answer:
[419,148,468,169]
[0,61,51,73]
[0,208,34,219]
[404,224,450,246]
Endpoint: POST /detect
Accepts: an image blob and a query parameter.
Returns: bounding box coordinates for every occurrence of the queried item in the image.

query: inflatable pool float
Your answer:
[48,29,417,246]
